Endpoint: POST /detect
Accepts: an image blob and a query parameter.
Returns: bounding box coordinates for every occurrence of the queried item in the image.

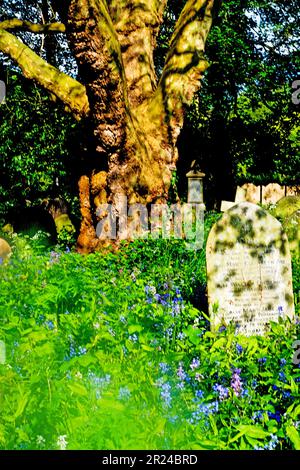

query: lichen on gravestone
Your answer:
[206,202,295,336]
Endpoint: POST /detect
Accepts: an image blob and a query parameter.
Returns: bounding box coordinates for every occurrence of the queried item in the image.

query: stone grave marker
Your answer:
[263,183,285,205]
[206,202,295,336]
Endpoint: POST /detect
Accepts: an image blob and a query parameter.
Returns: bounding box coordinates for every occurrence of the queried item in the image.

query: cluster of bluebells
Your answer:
[118,386,131,401]
[156,378,172,408]
[254,434,279,451]
[159,362,170,374]
[252,410,264,422]
[213,383,229,401]
[65,338,87,360]
[258,357,267,365]
[190,358,200,371]
[144,283,184,317]
[267,410,282,423]
[128,333,138,343]
[88,372,111,400]
[189,401,219,425]
[177,362,187,390]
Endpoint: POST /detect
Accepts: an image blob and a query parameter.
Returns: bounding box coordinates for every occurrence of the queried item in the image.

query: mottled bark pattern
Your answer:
[0,0,219,252]
[67,0,217,252]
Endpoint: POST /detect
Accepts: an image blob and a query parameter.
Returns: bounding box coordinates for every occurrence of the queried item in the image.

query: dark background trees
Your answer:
[0,0,299,227]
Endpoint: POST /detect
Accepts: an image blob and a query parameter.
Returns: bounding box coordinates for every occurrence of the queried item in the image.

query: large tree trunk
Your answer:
[67,0,217,252]
[0,0,220,253]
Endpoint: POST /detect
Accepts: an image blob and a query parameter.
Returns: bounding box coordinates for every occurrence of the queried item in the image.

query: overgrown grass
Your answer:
[0,213,299,450]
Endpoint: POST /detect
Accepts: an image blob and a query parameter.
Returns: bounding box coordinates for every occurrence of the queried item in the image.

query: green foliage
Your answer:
[0,213,299,450]
[0,72,80,220]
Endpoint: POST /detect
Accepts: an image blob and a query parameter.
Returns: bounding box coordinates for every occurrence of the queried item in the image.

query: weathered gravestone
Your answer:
[206,202,295,336]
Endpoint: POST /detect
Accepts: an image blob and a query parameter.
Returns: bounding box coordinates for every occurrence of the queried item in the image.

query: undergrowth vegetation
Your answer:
[0,214,299,450]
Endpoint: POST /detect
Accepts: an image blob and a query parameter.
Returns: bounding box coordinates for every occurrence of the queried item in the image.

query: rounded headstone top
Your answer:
[206,202,294,336]
[207,202,285,251]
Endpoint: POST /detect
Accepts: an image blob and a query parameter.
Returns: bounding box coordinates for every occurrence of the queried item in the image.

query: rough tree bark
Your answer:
[0,0,220,252]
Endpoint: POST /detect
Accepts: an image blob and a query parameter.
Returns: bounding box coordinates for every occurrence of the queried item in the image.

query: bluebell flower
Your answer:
[171,303,181,316]
[280,358,287,366]
[159,362,169,374]
[252,410,263,422]
[189,401,219,424]
[160,382,172,408]
[118,386,131,401]
[278,371,286,382]
[258,357,267,364]
[231,368,243,397]
[264,434,279,450]
[129,334,138,342]
[213,384,229,401]
[177,381,185,390]
[278,305,283,315]
[177,332,185,340]
[45,320,55,330]
[177,363,186,381]
[218,326,226,333]
[78,346,87,356]
[268,411,281,423]
[190,358,200,371]
[165,327,173,339]
[195,389,204,399]
[236,344,243,354]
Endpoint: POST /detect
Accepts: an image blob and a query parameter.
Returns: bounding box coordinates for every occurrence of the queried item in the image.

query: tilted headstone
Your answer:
[206,202,295,336]
[220,201,236,212]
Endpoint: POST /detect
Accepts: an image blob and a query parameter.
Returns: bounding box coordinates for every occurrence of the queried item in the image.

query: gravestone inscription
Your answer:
[206,202,295,336]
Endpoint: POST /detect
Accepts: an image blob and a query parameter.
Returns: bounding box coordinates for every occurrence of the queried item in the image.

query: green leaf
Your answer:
[236,425,269,439]
[128,325,143,334]
[14,393,29,419]
[286,425,300,450]
[67,383,88,397]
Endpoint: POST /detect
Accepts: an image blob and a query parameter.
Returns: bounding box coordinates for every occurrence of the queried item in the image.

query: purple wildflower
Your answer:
[177,363,186,381]
[231,368,243,397]
[213,384,229,401]
[190,358,200,371]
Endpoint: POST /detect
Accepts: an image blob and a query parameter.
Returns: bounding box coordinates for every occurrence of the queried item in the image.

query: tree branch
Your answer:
[67,0,130,153]
[148,0,218,145]
[0,19,66,34]
[108,0,168,107]
[0,29,89,117]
